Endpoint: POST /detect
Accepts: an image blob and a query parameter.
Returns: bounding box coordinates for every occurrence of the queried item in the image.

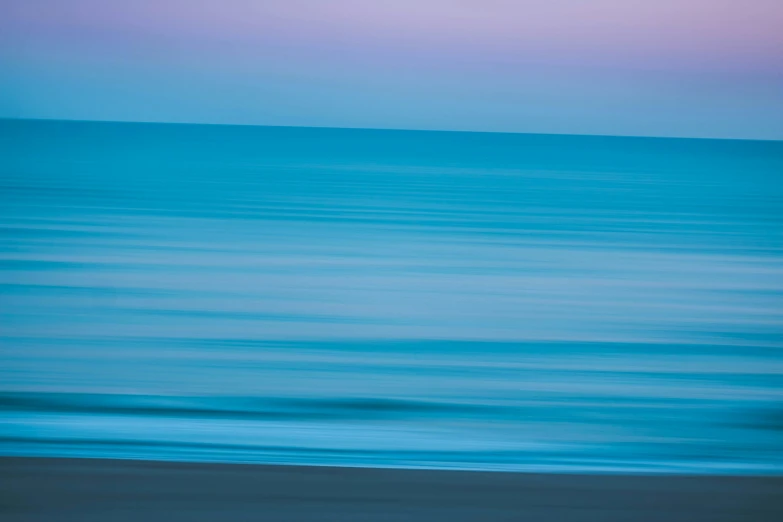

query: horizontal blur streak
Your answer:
[0,119,782,473]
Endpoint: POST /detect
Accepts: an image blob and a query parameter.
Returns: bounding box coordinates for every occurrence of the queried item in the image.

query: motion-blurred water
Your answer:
[1,119,782,473]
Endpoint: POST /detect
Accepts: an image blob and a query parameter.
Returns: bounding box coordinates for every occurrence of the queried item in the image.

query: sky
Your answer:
[1,0,782,140]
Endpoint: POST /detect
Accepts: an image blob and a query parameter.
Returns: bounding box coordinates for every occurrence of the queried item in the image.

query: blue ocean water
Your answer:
[1,119,782,474]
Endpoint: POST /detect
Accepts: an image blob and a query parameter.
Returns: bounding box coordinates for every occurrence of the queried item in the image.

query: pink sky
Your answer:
[2,0,782,138]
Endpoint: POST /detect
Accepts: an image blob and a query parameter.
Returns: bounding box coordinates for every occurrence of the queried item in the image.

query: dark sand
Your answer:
[2,457,781,521]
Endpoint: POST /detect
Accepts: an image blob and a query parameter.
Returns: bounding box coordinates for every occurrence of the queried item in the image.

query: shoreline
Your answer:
[3,457,782,521]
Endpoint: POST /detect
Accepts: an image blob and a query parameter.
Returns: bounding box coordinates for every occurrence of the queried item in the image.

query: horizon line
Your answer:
[3,116,781,144]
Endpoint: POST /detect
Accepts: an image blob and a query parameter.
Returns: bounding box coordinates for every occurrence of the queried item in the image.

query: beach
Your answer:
[2,457,781,521]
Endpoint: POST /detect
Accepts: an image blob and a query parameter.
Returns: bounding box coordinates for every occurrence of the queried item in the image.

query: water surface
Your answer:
[1,119,782,473]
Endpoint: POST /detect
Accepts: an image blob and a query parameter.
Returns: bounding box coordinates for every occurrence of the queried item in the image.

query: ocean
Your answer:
[1,118,781,473]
